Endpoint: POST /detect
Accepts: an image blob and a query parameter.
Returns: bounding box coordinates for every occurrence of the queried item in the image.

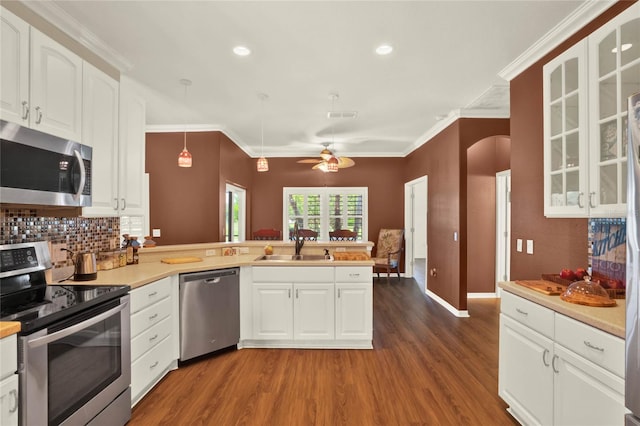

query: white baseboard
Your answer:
[467,292,499,299]
[425,289,470,317]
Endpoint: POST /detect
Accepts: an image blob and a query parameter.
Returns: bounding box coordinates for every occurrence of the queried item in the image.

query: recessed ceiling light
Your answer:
[611,43,632,53]
[375,44,393,55]
[233,46,251,56]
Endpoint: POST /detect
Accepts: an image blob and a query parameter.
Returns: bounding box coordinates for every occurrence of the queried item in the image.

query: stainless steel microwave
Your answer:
[0,120,92,207]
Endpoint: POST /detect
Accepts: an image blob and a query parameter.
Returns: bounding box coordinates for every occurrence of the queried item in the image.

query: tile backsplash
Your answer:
[1,208,120,270]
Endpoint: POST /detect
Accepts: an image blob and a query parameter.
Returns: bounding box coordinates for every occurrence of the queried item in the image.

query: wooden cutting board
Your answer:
[161,257,203,264]
[515,280,567,295]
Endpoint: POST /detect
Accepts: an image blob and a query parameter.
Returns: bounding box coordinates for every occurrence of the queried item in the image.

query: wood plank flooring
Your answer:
[129,278,518,425]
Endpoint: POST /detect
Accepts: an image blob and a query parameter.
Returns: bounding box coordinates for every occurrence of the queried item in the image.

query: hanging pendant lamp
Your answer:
[257,93,269,172]
[178,79,193,168]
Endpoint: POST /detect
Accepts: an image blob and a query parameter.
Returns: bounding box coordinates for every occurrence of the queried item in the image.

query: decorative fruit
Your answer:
[574,268,588,279]
[560,268,577,281]
[264,245,273,255]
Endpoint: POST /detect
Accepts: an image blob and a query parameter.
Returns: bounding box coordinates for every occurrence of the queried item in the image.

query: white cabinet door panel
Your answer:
[335,284,372,339]
[293,283,334,340]
[252,284,293,339]
[0,9,29,125]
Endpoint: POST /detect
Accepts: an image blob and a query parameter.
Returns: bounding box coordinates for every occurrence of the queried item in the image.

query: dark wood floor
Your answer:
[129,278,519,425]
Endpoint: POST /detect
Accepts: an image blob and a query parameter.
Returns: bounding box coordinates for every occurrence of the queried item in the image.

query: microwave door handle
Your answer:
[26,300,128,348]
[72,149,86,202]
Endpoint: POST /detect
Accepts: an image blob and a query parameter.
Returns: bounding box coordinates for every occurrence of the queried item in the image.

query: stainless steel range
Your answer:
[0,242,131,426]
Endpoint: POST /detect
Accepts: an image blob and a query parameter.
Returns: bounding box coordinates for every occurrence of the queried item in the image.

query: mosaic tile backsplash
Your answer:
[1,208,120,270]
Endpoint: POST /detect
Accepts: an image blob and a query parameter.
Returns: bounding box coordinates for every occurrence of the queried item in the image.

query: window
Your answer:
[283,187,367,241]
[225,183,246,242]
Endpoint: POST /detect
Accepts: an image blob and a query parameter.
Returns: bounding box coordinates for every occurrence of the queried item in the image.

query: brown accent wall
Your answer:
[219,133,253,240]
[467,136,512,293]
[146,132,222,245]
[404,119,510,310]
[509,0,635,280]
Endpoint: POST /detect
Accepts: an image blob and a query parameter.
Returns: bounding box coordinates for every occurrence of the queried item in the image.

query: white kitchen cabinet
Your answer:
[247,265,372,348]
[0,334,18,426]
[543,40,589,218]
[1,8,29,126]
[129,276,179,406]
[118,76,147,218]
[81,62,119,216]
[543,3,640,218]
[587,2,640,218]
[499,291,626,425]
[335,267,373,340]
[252,283,293,339]
[294,283,334,340]
[0,8,83,142]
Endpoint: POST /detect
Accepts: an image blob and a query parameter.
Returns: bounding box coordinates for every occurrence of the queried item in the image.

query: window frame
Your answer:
[283,187,368,241]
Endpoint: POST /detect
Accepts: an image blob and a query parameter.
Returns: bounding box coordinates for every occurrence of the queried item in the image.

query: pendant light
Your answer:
[257,93,269,172]
[178,79,193,168]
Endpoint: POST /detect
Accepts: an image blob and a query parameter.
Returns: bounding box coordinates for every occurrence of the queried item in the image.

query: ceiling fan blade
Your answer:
[297,159,322,164]
[337,157,355,168]
[312,162,328,171]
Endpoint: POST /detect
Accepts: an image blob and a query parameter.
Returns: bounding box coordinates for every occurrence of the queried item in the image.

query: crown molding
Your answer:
[19,0,133,72]
[498,0,616,81]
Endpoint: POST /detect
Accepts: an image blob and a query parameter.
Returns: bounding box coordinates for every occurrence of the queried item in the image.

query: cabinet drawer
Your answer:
[555,313,625,378]
[253,266,333,283]
[130,277,172,314]
[0,335,17,380]
[501,291,554,339]
[335,266,372,283]
[131,297,172,337]
[131,334,173,401]
[131,316,172,362]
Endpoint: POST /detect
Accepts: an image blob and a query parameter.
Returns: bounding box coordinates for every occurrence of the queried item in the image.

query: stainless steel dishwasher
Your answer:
[179,267,240,361]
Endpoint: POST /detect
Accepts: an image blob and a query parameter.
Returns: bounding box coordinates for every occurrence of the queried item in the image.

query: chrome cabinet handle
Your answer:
[150,361,159,369]
[149,334,158,342]
[8,389,18,413]
[584,340,605,352]
[338,289,341,298]
[121,198,126,210]
[589,192,596,208]
[288,289,291,298]
[21,101,29,120]
[516,308,528,316]
[552,355,559,373]
[34,106,43,124]
[349,273,360,277]
[114,198,119,210]
[148,291,158,297]
[542,349,550,367]
[296,289,299,298]
[149,313,158,321]
[577,192,584,208]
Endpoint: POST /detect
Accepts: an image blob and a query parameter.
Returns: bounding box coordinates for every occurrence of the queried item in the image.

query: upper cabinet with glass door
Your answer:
[588,2,640,217]
[543,41,589,217]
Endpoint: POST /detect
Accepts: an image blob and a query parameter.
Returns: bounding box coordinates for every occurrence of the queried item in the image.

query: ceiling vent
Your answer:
[327,111,358,119]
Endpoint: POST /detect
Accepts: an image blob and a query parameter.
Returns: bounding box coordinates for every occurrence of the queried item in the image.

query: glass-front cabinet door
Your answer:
[588,2,639,217]
[544,41,589,217]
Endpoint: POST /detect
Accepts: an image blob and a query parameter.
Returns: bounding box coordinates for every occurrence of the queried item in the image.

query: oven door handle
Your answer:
[27,300,128,348]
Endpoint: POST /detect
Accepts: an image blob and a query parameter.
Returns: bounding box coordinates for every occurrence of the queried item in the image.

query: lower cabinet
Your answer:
[247,265,372,348]
[499,291,626,426]
[129,276,179,406]
[0,334,18,426]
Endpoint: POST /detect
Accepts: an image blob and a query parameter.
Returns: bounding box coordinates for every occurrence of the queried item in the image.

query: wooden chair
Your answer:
[329,229,358,241]
[290,229,318,241]
[252,229,281,240]
[372,229,404,282]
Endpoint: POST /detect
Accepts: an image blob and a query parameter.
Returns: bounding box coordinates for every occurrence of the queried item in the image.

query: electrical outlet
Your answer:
[516,239,523,252]
[239,247,249,254]
[52,243,68,262]
[205,249,216,256]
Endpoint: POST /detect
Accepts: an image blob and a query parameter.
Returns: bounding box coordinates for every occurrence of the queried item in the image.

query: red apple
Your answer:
[575,268,588,279]
[560,268,577,281]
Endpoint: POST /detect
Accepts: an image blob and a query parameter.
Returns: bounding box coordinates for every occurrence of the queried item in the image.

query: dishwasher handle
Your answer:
[204,277,221,284]
[180,268,239,284]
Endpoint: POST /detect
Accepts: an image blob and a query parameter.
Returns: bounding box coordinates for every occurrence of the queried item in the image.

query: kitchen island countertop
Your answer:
[499,281,625,339]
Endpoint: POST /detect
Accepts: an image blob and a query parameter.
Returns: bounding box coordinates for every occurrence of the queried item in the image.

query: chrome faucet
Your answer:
[293,222,304,255]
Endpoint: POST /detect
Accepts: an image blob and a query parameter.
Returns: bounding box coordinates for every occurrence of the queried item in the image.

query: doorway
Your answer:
[495,170,511,294]
[404,176,428,292]
[225,183,246,242]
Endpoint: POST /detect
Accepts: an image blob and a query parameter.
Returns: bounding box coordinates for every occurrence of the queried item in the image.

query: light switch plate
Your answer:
[516,239,523,252]
[152,229,161,238]
[526,239,534,254]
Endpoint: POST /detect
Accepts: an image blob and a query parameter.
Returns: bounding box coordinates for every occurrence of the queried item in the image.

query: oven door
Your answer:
[19,295,130,426]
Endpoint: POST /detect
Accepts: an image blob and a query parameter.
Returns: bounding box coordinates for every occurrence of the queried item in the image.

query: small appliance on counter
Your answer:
[62,248,98,281]
[0,241,131,426]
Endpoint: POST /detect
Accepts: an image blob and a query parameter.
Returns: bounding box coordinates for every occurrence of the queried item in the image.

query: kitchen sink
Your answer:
[254,254,332,261]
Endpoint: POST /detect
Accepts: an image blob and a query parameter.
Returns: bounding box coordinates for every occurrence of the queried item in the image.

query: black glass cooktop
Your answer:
[1,284,129,334]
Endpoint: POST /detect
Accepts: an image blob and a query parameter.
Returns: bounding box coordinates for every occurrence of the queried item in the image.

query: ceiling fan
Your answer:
[297,142,356,172]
